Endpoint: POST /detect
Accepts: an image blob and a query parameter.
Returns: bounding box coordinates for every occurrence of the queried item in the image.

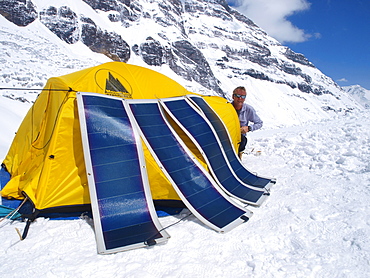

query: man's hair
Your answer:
[233,86,246,94]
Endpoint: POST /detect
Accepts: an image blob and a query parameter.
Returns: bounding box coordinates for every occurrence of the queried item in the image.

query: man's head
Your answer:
[232,86,247,109]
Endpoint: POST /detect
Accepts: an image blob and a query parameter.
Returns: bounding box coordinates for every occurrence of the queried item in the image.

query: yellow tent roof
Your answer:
[1,62,240,212]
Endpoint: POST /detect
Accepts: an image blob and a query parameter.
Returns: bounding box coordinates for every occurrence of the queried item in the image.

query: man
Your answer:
[231,86,263,158]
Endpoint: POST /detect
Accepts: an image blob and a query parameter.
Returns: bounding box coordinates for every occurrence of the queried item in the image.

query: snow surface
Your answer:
[343,85,370,109]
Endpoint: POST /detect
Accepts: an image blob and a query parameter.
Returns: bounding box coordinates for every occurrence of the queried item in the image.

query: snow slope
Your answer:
[343,85,370,109]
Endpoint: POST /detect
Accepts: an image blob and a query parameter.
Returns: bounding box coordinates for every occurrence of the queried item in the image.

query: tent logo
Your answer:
[104,72,132,99]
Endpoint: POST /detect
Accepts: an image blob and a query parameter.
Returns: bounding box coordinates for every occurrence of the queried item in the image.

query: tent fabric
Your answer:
[1,62,242,214]
[0,205,22,220]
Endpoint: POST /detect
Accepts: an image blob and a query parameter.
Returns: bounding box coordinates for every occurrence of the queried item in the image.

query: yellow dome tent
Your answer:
[1,62,240,216]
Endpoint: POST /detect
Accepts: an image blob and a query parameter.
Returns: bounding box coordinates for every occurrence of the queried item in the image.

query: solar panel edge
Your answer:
[182,97,272,196]
[159,98,267,206]
[127,98,253,233]
[126,101,223,231]
[187,95,276,189]
[77,93,170,254]
[122,100,171,242]
[76,93,107,253]
[218,210,253,233]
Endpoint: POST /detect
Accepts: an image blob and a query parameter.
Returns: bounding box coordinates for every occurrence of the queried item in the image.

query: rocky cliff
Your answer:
[0,0,361,126]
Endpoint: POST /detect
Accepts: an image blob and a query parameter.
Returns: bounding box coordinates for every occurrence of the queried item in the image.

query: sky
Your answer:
[227,0,370,89]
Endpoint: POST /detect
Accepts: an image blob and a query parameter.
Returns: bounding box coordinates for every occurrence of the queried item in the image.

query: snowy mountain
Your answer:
[0,0,363,130]
[2,1,370,275]
[342,85,370,109]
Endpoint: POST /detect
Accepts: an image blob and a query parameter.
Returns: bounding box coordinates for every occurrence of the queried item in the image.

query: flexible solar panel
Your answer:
[126,100,252,233]
[77,92,170,254]
[160,97,268,206]
[188,95,276,189]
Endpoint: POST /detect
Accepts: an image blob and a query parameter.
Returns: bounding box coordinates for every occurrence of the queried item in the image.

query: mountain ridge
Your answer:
[342,85,370,109]
[0,0,363,129]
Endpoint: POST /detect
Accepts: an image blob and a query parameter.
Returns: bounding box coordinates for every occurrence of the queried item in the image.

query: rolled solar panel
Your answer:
[187,95,275,189]
[126,99,252,233]
[77,92,169,254]
[160,97,268,206]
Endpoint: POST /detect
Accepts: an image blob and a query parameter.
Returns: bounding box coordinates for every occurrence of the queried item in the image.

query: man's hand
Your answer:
[240,126,250,134]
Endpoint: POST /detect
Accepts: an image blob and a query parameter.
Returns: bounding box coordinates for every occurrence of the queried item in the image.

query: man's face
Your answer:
[233,89,246,105]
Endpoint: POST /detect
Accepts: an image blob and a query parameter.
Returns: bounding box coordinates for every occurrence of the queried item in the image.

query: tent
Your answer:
[1,62,241,220]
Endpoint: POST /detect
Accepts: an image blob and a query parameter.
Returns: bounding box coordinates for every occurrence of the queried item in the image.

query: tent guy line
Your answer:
[0,87,76,92]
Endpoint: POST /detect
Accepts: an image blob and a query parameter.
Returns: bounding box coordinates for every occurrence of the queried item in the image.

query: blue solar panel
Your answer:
[77,93,169,254]
[160,98,268,206]
[128,100,252,232]
[188,96,275,189]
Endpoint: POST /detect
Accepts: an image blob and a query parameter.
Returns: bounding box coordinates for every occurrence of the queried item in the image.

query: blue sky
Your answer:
[227,0,370,89]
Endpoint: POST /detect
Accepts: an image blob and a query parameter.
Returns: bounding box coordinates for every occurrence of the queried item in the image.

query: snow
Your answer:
[1,3,370,277]
[343,85,370,109]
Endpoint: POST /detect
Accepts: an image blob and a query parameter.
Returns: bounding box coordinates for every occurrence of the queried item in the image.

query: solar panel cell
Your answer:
[77,93,169,254]
[161,98,268,206]
[128,101,252,232]
[188,96,275,188]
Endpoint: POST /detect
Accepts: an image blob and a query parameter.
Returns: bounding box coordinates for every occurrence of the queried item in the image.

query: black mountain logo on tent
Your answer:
[105,72,132,98]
